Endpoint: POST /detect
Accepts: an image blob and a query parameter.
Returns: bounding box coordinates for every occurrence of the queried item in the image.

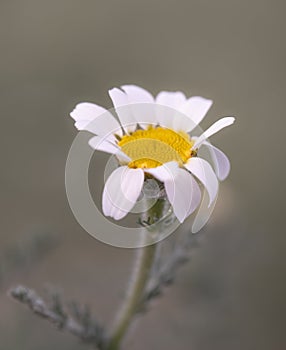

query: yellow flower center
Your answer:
[118,126,195,169]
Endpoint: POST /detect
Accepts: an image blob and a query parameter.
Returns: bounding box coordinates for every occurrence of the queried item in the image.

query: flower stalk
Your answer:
[107,243,157,350]
[106,200,166,350]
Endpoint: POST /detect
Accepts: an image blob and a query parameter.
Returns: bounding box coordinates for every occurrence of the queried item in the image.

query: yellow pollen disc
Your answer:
[118,126,194,169]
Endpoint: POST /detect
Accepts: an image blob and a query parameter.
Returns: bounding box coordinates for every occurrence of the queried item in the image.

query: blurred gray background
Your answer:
[1,0,286,349]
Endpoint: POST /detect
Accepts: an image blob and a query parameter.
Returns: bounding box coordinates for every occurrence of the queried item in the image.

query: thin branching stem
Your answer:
[9,285,106,349]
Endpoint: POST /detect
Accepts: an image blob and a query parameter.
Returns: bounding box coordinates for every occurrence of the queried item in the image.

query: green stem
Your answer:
[106,243,156,350]
[106,200,165,350]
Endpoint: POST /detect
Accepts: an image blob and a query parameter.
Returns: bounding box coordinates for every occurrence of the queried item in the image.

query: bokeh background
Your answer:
[1,1,286,349]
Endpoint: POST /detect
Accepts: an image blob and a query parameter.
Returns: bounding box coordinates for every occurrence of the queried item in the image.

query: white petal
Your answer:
[155,100,195,132]
[70,102,106,122]
[192,188,217,234]
[184,157,219,206]
[165,169,202,223]
[70,102,122,140]
[145,161,179,182]
[102,166,144,220]
[154,104,175,129]
[201,142,231,181]
[156,104,195,131]
[145,163,201,223]
[74,120,92,130]
[186,174,202,216]
[108,88,137,133]
[156,91,186,109]
[156,91,186,130]
[121,85,154,104]
[88,136,131,163]
[171,110,198,132]
[121,85,156,129]
[179,96,213,132]
[193,117,235,148]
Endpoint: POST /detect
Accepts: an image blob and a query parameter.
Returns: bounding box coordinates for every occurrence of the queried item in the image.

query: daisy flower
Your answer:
[70,85,235,223]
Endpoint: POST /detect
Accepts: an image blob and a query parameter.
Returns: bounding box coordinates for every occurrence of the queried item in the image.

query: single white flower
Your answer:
[70,85,235,223]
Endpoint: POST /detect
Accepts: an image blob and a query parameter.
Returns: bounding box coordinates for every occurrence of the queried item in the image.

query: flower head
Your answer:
[70,85,235,223]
